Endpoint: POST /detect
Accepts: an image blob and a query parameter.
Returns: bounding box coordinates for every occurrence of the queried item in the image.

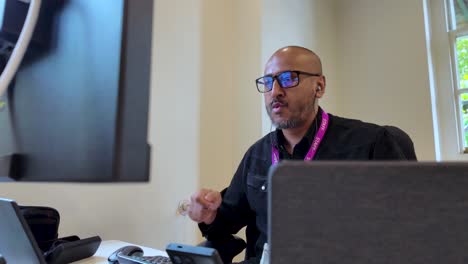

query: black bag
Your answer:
[19,204,101,264]
[19,205,60,252]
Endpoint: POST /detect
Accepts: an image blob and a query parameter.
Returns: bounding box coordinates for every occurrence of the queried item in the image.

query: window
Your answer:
[424,0,468,160]
[449,0,468,152]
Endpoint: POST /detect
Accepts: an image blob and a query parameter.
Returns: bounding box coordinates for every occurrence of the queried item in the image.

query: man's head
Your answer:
[258,46,326,130]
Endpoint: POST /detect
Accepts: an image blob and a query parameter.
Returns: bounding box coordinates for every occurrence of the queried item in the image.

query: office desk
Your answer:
[73,240,167,264]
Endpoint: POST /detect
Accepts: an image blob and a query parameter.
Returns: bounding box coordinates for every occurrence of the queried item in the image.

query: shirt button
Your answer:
[261,185,266,191]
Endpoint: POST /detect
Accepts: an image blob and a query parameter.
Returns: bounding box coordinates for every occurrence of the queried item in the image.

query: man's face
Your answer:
[264,49,324,129]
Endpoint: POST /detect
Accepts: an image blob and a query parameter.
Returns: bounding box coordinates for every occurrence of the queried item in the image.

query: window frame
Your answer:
[424,0,468,160]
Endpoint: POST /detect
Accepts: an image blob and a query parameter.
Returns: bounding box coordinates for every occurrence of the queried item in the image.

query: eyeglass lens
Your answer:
[259,71,299,91]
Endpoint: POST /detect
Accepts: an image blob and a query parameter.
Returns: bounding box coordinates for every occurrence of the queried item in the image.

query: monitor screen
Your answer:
[0,0,153,182]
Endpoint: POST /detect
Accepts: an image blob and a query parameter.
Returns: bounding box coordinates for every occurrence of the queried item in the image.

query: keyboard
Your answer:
[117,254,172,264]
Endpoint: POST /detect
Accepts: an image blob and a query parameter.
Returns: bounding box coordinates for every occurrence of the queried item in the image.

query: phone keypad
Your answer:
[118,254,172,264]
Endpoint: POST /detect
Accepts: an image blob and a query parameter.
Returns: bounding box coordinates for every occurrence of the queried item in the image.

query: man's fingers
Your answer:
[204,191,221,202]
[205,191,222,210]
[194,195,215,209]
[192,190,221,210]
[187,189,221,224]
[188,202,217,223]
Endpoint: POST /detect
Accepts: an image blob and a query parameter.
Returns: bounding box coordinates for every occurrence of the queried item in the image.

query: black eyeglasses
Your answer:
[255,70,322,93]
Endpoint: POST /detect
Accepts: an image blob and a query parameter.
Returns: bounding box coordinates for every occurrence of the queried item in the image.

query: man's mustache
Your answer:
[270,99,288,108]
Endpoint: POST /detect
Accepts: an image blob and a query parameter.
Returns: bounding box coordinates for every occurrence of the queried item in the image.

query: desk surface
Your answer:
[72,240,167,264]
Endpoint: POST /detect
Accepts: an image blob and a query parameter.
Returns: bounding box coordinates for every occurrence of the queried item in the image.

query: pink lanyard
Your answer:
[271,110,329,165]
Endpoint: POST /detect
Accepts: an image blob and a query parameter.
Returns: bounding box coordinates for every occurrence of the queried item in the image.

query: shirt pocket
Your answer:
[246,172,268,214]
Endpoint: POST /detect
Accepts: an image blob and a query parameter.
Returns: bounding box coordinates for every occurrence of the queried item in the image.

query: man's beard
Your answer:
[267,97,316,129]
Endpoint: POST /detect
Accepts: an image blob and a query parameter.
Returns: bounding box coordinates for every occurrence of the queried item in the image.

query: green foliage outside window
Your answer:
[456,37,468,147]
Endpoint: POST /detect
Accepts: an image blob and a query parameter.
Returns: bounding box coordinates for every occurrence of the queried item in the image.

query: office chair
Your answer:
[383,125,417,160]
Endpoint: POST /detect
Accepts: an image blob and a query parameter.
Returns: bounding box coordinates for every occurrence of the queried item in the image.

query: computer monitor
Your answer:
[0,0,153,182]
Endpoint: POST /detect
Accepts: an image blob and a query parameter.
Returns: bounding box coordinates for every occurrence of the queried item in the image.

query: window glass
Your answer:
[456,36,468,89]
[459,93,468,148]
[454,0,468,29]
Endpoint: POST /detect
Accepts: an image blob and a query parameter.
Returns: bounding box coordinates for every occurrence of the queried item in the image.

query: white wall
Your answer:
[335,0,436,160]
[231,0,263,166]
[198,0,262,192]
[260,0,435,160]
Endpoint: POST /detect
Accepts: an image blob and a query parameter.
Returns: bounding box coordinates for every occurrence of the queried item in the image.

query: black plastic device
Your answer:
[45,236,101,264]
[166,243,223,264]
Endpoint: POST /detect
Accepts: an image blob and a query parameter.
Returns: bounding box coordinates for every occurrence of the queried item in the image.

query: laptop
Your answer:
[0,198,47,264]
[268,161,468,264]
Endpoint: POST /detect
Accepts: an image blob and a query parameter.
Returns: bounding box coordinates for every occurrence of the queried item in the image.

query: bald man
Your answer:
[188,46,416,263]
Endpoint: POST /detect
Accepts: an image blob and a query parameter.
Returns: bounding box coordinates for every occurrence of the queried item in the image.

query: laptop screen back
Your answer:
[268,161,468,264]
[0,198,45,264]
